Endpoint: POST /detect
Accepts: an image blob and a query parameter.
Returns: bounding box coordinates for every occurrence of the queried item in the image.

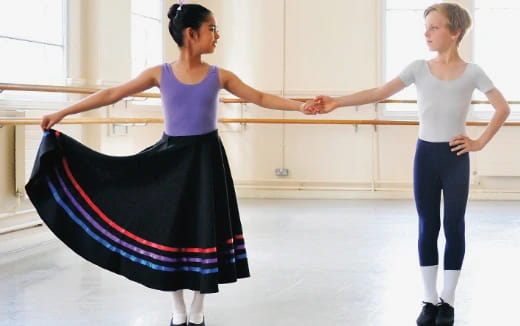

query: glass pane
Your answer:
[474,8,520,103]
[132,15,163,77]
[385,9,434,103]
[475,0,520,9]
[0,0,64,45]
[132,0,161,19]
[386,0,441,10]
[0,38,64,85]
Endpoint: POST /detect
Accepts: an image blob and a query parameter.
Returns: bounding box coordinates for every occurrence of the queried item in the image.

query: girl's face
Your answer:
[424,11,459,51]
[193,14,220,54]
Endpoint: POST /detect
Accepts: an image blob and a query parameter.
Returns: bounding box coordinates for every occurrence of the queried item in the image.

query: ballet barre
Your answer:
[218,119,520,127]
[220,98,520,105]
[3,82,520,105]
[2,118,520,127]
[2,82,520,127]
[0,82,161,98]
[0,117,164,126]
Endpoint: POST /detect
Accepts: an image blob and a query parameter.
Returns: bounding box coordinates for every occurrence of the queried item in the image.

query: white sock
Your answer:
[420,265,439,304]
[189,291,205,324]
[440,269,461,307]
[171,290,187,324]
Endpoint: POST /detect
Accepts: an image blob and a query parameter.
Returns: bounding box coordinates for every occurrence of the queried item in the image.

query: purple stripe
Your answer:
[54,169,218,265]
[235,244,246,250]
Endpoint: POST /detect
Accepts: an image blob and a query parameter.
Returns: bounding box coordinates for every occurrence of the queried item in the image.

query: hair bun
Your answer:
[168,4,180,19]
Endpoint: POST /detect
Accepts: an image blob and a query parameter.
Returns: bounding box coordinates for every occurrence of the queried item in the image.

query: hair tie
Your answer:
[177,0,185,11]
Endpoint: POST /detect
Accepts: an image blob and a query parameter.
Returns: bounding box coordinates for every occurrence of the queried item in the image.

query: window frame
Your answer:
[380,0,520,121]
[0,0,67,103]
[131,0,164,78]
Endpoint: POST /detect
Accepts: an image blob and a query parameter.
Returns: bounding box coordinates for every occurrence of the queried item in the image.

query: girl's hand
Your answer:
[449,135,484,155]
[41,112,66,131]
[300,99,320,115]
[314,95,338,114]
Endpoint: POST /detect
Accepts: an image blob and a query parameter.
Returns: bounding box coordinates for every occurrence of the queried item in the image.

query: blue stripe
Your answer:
[236,253,248,260]
[46,177,218,275]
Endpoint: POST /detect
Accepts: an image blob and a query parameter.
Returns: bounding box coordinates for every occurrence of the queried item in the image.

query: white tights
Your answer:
[171,290,205,324]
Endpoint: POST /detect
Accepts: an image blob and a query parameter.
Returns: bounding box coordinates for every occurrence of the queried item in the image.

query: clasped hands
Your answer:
[299,96,338,115]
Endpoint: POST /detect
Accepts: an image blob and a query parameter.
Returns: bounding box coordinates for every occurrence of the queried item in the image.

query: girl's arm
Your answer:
[316,77,406,113]
[449,88,511,155]
[219,69,311,113]
[41,66,162,130]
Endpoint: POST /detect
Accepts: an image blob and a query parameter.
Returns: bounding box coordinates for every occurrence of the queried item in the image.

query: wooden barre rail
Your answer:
[0,83,161,99]
[218,119,520,127]
[2,82,520,105]
[220,98,520,105]
[0,118,164,125]
[1,82,520,126]
[2,117,520,127]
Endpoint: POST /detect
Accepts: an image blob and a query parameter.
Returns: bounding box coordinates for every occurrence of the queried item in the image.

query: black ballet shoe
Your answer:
[435,299,454,326]
[417,302,438,326]
[187,318,205,326]
[169,318,187,326]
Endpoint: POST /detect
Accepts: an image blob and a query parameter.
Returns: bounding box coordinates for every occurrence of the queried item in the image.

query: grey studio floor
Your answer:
[1,199,519,326]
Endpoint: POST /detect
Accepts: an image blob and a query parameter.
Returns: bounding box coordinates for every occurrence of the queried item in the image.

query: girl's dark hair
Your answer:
[168,4,212,47]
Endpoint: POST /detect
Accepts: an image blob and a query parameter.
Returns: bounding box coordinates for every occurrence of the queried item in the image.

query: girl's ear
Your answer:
[185,27,199,41]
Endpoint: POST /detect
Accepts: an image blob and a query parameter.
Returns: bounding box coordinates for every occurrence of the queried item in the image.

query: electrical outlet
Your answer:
[275,168,289,176]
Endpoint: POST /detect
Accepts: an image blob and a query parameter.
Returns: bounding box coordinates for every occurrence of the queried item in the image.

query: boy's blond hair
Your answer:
[424,3,472,44]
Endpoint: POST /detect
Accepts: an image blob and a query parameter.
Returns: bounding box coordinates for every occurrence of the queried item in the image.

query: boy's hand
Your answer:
[315,96,337,114]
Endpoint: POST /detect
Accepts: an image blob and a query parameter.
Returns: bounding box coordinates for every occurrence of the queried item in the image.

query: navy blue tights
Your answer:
[413,139,469,270]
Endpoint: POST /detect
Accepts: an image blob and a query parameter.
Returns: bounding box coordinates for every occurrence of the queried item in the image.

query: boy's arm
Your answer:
[316,77,406,113]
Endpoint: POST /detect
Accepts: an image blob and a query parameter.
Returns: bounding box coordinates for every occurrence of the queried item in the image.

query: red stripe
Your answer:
[60,157,216,254]
[226,234,244,244]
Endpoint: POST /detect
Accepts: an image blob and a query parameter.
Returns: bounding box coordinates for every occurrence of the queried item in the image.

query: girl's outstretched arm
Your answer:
[41,66,161,130]
[220,69,316,114]
[315,77,406,113]
[449,88,511,155]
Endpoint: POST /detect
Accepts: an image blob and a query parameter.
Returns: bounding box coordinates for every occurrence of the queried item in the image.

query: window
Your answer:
[382,0,437,116]
[131,0,163,78]
[0,0,65,86]
[474,0,520,115]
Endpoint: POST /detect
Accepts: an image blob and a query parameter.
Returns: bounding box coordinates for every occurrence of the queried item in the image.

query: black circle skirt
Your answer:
[25,129,250,293]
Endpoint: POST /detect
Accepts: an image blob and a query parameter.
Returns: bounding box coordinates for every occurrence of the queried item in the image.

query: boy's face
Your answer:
[424,11,459,51]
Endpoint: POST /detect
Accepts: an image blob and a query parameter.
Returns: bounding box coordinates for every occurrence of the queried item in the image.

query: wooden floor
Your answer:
[1,199,519,326]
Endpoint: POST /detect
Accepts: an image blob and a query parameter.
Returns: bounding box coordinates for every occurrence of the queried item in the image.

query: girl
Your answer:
[313,3,510,326]
[30,3,314,326]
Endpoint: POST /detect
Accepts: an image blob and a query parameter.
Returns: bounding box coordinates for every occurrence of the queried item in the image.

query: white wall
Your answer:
[1,0,520,216]
[194,0,520,198]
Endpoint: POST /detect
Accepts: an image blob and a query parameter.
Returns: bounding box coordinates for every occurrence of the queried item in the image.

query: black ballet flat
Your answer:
[170,318,188,326]
[417,302,438,326]
[435,299,454,326]
[187,318,205,326]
